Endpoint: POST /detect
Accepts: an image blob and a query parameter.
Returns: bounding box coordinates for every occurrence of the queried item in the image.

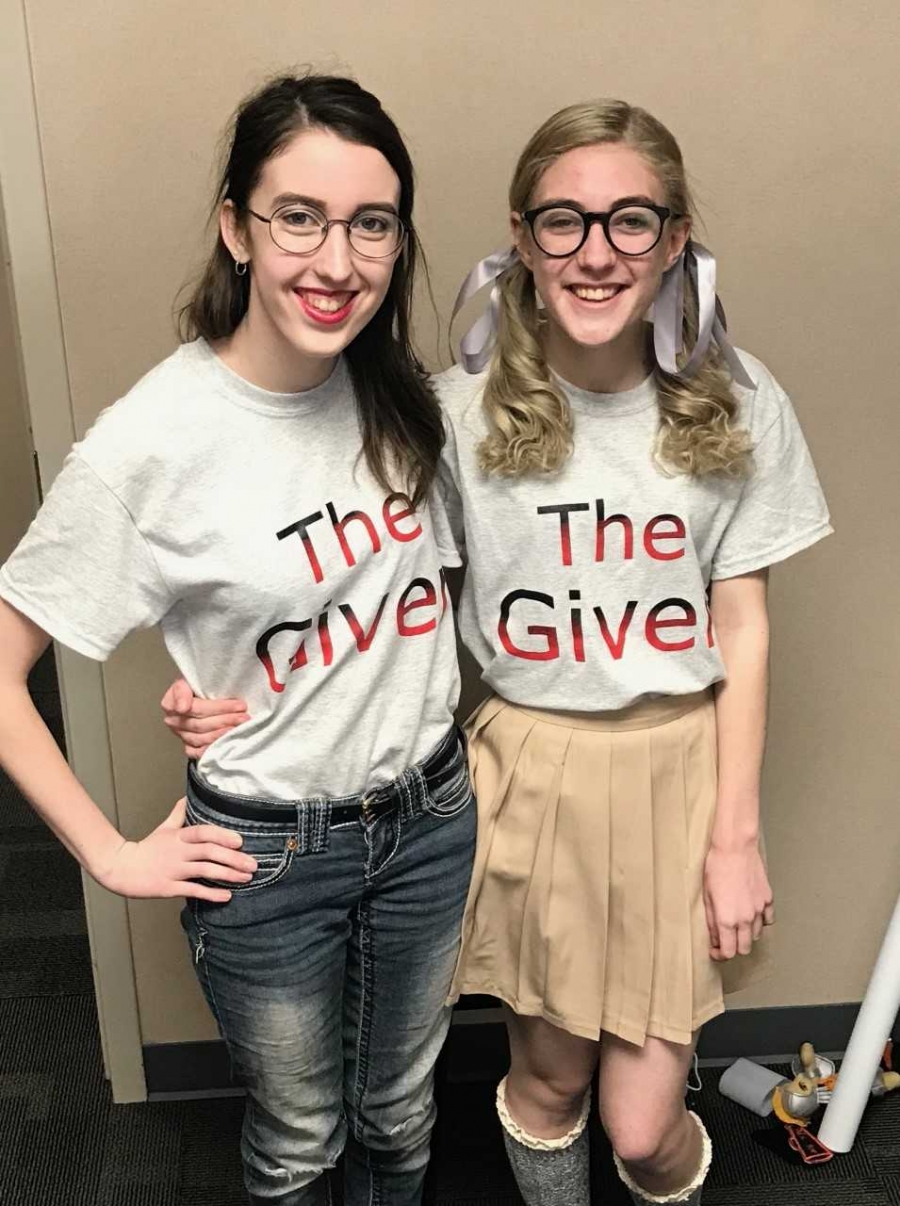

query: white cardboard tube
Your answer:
[818,892,900,1152]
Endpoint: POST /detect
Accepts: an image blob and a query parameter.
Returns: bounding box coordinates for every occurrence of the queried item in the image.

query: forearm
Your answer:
[711,613,769,849]
[0,678,126,878]
[0,600,126,880]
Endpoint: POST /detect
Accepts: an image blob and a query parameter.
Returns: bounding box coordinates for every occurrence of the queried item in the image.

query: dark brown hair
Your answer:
[179,73,442,506]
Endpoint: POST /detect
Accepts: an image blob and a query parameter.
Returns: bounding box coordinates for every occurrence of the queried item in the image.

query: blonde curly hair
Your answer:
[478,100,752,480]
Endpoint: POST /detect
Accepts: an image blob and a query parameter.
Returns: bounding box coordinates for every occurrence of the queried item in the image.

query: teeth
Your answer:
[302,293,350,313]
[571,285,620,301]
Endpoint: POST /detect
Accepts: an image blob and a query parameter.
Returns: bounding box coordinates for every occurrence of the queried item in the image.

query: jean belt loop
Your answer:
[294,802,307,854]
[394,770,412,822]
[309,798,331,853]
[407,764,428,819]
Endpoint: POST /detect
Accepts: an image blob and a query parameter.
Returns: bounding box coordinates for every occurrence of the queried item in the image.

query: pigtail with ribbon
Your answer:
[653,241,754,388]
[450,247,519,373]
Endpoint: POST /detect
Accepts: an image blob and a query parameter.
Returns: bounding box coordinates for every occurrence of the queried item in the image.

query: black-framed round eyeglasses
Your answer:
[247,202,406,259]
[522,202,676,258]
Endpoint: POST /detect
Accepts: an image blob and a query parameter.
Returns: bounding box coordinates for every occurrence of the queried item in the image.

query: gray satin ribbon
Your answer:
[451,247,519,372]
[654,241,755,388]
[452,239,754,388]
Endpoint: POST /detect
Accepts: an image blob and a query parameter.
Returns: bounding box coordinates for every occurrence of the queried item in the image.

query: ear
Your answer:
[220,200,251,267]
[511,212,534,271]
[663,215,691,271]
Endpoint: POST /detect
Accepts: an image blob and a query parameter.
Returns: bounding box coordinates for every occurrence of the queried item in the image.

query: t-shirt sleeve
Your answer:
[428,474,464,568]
[434,415,467,565]
[710,378,833,580]
[0,451,172,660]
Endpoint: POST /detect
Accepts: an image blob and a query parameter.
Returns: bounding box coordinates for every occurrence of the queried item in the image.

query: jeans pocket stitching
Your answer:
[423,776,474,819]
[208,844,296,894]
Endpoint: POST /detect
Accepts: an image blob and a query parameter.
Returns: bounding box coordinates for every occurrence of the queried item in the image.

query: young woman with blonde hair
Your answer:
[436,99,831,1204]
[167,98,831,1204]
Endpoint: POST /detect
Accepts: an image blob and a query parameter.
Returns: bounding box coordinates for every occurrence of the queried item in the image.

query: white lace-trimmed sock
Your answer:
[496,1076,591,1205]
[613,1111,712,1205]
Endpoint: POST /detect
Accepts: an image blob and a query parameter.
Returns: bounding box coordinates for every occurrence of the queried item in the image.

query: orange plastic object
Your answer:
[786,1125,834,1165]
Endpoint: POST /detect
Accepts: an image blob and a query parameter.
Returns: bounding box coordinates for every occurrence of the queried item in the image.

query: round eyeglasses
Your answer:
[247,203,406,259]
[522,202,675,258]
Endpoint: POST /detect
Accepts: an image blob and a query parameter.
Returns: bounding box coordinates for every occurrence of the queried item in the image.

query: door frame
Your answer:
[0,0,146,1103]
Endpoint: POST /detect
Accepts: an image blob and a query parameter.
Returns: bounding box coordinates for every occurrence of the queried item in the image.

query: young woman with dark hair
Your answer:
[0,74,474,1206]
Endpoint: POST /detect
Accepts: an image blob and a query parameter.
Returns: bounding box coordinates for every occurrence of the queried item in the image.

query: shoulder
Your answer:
[432,364,489,436]
[75,341,220,487]
[730,348,798,438]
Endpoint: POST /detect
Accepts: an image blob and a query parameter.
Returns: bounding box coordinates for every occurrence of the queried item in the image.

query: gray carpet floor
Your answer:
[1,650,897,1204]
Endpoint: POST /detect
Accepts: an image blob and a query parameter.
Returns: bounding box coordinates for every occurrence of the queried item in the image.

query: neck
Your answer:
[543,319,650,394]
[216,305,335,394]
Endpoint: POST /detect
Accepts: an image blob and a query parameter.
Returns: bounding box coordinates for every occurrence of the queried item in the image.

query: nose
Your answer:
[314,221,355,283]
[576,219,618,272]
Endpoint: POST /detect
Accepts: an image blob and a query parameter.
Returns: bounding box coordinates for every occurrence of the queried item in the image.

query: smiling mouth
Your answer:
[296,289,355,312]
[567,284,626,302]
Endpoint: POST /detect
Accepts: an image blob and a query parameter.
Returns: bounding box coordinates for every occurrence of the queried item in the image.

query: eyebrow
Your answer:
[537,194,660,210]
[268,191,399,216]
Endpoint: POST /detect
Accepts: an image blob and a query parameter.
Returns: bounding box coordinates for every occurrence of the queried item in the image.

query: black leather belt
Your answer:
[187,727,462,826]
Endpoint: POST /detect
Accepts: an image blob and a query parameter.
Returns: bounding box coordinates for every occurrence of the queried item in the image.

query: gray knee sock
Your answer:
[496,1075,590,1206]
[613,1111,711,1205]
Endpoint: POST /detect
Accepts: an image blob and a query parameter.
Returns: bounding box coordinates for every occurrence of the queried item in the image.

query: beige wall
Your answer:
[9,1,900,1047]
[0,191,37,561]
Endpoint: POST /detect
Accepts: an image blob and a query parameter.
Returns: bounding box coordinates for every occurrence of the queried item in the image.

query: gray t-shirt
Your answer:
[0,340,461,798]
[436,350,831,711]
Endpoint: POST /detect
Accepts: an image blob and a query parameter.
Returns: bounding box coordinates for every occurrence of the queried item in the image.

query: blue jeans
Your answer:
[180,727,475,1206]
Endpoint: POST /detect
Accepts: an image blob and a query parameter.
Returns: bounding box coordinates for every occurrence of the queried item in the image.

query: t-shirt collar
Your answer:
[189,338,349,417]
[551,369,657,419]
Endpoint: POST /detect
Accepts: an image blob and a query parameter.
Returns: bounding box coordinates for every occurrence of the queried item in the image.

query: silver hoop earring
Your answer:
[234,261,248,277]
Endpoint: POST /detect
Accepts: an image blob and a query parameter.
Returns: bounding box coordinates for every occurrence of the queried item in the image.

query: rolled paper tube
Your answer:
[819,891,900,1152]
[718,1058,787,1117]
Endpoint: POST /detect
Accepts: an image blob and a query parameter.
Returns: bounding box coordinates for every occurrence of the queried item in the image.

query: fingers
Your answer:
[161,678,194,714]
[164,713,249,736]
[189,862,254,883]
[166,697,249,722]
[182,823,246,851]
[711,909,771,961]
[183,882,233,904]
[763,902,776,927]
[715,923,737,961]
[182,835,257,874]
[181,728,241,761]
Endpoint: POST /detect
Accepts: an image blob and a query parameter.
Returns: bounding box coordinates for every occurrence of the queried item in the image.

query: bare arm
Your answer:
[0,598,256,900]
[703,570,775,960]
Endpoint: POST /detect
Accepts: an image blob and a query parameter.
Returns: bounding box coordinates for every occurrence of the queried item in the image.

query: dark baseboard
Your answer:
[144,999,899,1098]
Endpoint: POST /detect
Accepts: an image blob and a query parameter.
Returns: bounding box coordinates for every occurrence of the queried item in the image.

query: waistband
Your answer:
[509,688,713,732]
[187,725,462,827]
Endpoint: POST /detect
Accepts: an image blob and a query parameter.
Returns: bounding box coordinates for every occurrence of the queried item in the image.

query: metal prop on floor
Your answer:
[719,1040,898,1167]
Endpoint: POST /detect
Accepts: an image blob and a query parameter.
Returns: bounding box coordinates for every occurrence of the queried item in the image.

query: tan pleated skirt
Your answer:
[449,690,770,1047]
